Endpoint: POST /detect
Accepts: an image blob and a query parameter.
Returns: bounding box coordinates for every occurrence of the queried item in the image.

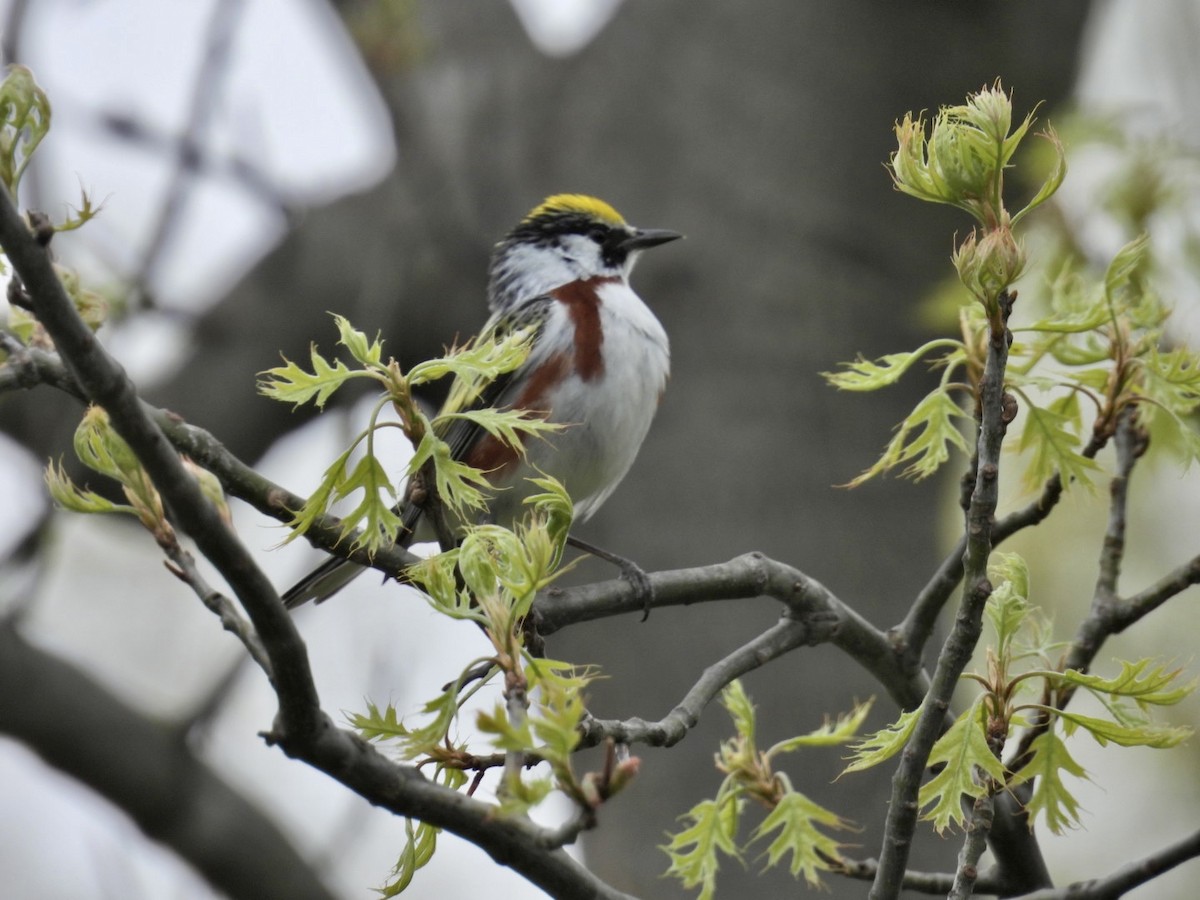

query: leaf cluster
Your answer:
[257,315,560,555]
[843,553,1194,835]
[662,681,872,897]
[45,406,230,548]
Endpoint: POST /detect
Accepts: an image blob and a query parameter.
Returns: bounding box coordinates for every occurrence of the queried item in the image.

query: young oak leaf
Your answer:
[332,313,385,367]
[661,795,744,900]
[1053,708,1192,749]
[767,699,874,756]
[847,388,973,486]
[841,704,922,775]
[258,345,360,408]
[1015,394,1101,492]
[1008,730,1088,834]
[379,817,439,897]
[750,790,853,887]
[918,702,1006,833]
[822,339,963,392]
[330,454,403,553]
[1060,659,1198,710]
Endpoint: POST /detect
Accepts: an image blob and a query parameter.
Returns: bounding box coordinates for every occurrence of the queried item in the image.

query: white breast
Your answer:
[495,280,669,524]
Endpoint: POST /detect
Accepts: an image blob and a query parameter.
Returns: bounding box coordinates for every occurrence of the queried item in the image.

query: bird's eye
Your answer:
[587,225,608,243]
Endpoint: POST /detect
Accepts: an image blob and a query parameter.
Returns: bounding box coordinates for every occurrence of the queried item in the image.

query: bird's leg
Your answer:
[566,535,656,621]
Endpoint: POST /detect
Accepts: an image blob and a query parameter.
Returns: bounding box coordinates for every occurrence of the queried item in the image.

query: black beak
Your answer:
[620,228,683,252]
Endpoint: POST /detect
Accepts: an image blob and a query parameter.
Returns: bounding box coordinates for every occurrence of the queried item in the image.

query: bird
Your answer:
[282,194,680,609]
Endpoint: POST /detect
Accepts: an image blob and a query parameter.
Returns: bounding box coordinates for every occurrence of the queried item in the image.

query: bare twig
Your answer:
[578,617,816,748]
[162,540,271,675]
[1009,826,1200,900]
[538,553,929,713]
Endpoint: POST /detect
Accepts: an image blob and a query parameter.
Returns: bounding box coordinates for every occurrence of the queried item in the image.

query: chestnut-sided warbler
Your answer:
[282,194,680,608]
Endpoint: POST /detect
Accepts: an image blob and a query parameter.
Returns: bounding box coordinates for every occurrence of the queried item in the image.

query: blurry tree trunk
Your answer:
[69,1,1091,895]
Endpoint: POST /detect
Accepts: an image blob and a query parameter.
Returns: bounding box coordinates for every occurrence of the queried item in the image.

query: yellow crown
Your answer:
[524,194,626,227]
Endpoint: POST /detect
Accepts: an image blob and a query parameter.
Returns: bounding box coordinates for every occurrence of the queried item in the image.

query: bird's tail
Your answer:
[282,555,371,609]
[283,502,424,609]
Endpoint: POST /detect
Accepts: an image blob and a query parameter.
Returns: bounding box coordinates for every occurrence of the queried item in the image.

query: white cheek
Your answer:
[559,234,604,272]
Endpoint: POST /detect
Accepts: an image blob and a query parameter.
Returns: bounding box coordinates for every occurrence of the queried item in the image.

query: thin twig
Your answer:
[1009,826,1200,899]
[162,541,271,675]
[578,617,815,748]
[949,790,995,899]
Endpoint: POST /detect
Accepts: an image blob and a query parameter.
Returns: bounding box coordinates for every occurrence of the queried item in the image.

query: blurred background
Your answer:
[1,1,1198,897]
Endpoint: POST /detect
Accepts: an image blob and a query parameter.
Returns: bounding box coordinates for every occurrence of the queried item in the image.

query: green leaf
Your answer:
[751,791,851,887]
[437,407,561,450]
[410,325,535,391]
[767,699,874,756]
[527,661,588,766]
[477,700,534,753]
[282,446,353,544]
[918,702,1006,833]
[347,700,409,742]
[1139,346,1200,418]
[333,314,385,367]
[1016,394,1101,491]
[823,340,963,392]
[379,817,439,897]
[847,388,972,486]
[1012,126,1067,225]
[521,475,574,567]
[1008,730,1087,834]
[0,66,52,194]
[44,459,136,518]
[349,688,466,760]
[661,795,744,900]
[331,454,403,553]
[1104,233,1151,304]
[1054,708,1192,749]
[720,680,757,746]
[841,704,922,775]
[986,552,1031,657]
[406,550,483,622]
[258,345,359,408]
[1060,659,1197,709]
[409,433,493,520]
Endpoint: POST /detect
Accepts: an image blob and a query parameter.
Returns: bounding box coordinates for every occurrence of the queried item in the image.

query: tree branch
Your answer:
[1009,826,1200,899]
[578,617,815,748]
[0,193,324,733]
[871,292,1016,899]
[0,329,422,579]
[537,553,929,712]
